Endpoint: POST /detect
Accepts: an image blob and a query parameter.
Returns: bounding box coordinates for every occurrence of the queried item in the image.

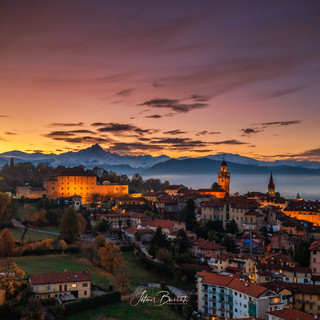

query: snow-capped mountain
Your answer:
[0,144,170,169]
[1,144,320,172]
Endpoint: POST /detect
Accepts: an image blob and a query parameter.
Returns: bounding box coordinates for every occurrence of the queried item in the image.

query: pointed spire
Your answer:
[268,172,275,195]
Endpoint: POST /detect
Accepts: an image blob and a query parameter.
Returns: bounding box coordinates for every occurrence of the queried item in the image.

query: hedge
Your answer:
[63,291,121,315]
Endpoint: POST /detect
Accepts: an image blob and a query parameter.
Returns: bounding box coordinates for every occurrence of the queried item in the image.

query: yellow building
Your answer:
[29,270,91,300]
[43,167,128,202]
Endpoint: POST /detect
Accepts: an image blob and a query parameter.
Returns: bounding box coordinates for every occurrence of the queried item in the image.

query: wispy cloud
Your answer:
[256,85,308,100]
[94,122,158,136]
[50,122,84,127]
[139,98,208,113]
[241,120,301,136]
[196,130,221,136]
[116,88,134,97]
[163,130,187,135]
[211,140,248,145]
[145,114,162,119]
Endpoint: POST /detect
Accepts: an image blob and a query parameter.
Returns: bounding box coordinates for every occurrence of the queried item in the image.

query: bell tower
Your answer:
[268,172,275,196]
[218,154,230,195]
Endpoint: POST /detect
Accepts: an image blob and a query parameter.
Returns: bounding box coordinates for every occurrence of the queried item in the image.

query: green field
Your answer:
[14,254,112,290]
[9,228,58,242]
[122,252,191,291]
[122,252,169,291]
[66,289,184,320]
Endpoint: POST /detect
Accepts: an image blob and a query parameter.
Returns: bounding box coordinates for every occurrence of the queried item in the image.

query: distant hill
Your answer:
[1,144,320,176]
[142,158,320,176]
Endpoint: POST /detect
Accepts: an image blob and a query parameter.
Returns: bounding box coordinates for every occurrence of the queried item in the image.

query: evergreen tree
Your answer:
[60,207,79,243]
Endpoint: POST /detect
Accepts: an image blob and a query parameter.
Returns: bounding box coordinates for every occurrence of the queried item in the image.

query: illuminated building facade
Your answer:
[43,167,128,202]
[218,158,230,195]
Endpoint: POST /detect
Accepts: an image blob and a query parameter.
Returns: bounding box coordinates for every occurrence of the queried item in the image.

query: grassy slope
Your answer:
[66,288,183,320]
[14,254,111,290]
[8,228,58,242]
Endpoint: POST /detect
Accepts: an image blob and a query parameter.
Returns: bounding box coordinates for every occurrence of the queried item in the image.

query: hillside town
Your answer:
[0,158,319,320]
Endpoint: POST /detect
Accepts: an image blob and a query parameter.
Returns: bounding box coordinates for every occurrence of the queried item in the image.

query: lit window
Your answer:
[72,284,77,288]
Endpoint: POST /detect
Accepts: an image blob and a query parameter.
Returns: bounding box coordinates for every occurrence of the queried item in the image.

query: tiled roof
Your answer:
[244,210,262,217]
[47,166,95,178]
[198,272,269,298]
[284,200,320,213]
[197,272,233,286]
[29,270,91,285]
[145,219,182,229]
[256,263,311,274]
[261,281,320,295]
[309,240,320,251]
[267,308,314,320]
[264,252,295,264]
[228,277,267,298]
[191,239,226,251]
[165,185,185,190]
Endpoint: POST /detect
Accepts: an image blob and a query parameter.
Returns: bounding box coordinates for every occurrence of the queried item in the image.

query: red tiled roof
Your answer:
[309,240,320,251]
[198,272,269,298]
[261,281,320,295]
[29,270,91,285]
[228,277,267,298]
[267,308,314,320]
[256,262,311,274]
[145,219,182,229]
[197,272,234,286]
[191,239,225,251]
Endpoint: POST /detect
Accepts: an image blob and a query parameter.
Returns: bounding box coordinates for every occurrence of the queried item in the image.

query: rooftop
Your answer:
[267,308,314,320]
[29,270,91,285]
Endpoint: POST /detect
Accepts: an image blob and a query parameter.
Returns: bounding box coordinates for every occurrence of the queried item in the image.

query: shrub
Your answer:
[63,291,121,315]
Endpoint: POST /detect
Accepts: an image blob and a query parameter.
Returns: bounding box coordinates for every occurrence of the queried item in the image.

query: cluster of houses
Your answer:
[14,162,320,320]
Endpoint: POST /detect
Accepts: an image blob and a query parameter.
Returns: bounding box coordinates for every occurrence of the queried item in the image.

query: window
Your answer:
[84,291,87,296]
[83,283,88,287]
[46,285,50,291]
[72,284,77,288]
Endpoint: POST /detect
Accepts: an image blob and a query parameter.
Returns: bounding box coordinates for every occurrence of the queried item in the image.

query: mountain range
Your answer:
[1,144,319,176]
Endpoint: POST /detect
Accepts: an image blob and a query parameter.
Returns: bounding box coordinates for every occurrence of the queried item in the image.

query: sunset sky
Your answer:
[0,1,320,160]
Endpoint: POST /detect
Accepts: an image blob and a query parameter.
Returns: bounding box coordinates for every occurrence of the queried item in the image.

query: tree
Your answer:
[175,229,190,253]
[134,232,141,242]
[207,230,220,242]
[95,219,110,233]
[226,219,238,234]
[94,235,106,248]
[222,236,236,253]
[21,297,44,320]
[294,241,311,267]
[45,209,61,225]
[0,260,25,299]
[211,182,219,189]
[0,229,15,257]
[183,199,196,230]
[77,213,87,234]
[98,242,124,273]
[115,271,129,293]
[148,227,169,257]
[156,248,173,264]
[0,193,15,228]
[60,207,79,243]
